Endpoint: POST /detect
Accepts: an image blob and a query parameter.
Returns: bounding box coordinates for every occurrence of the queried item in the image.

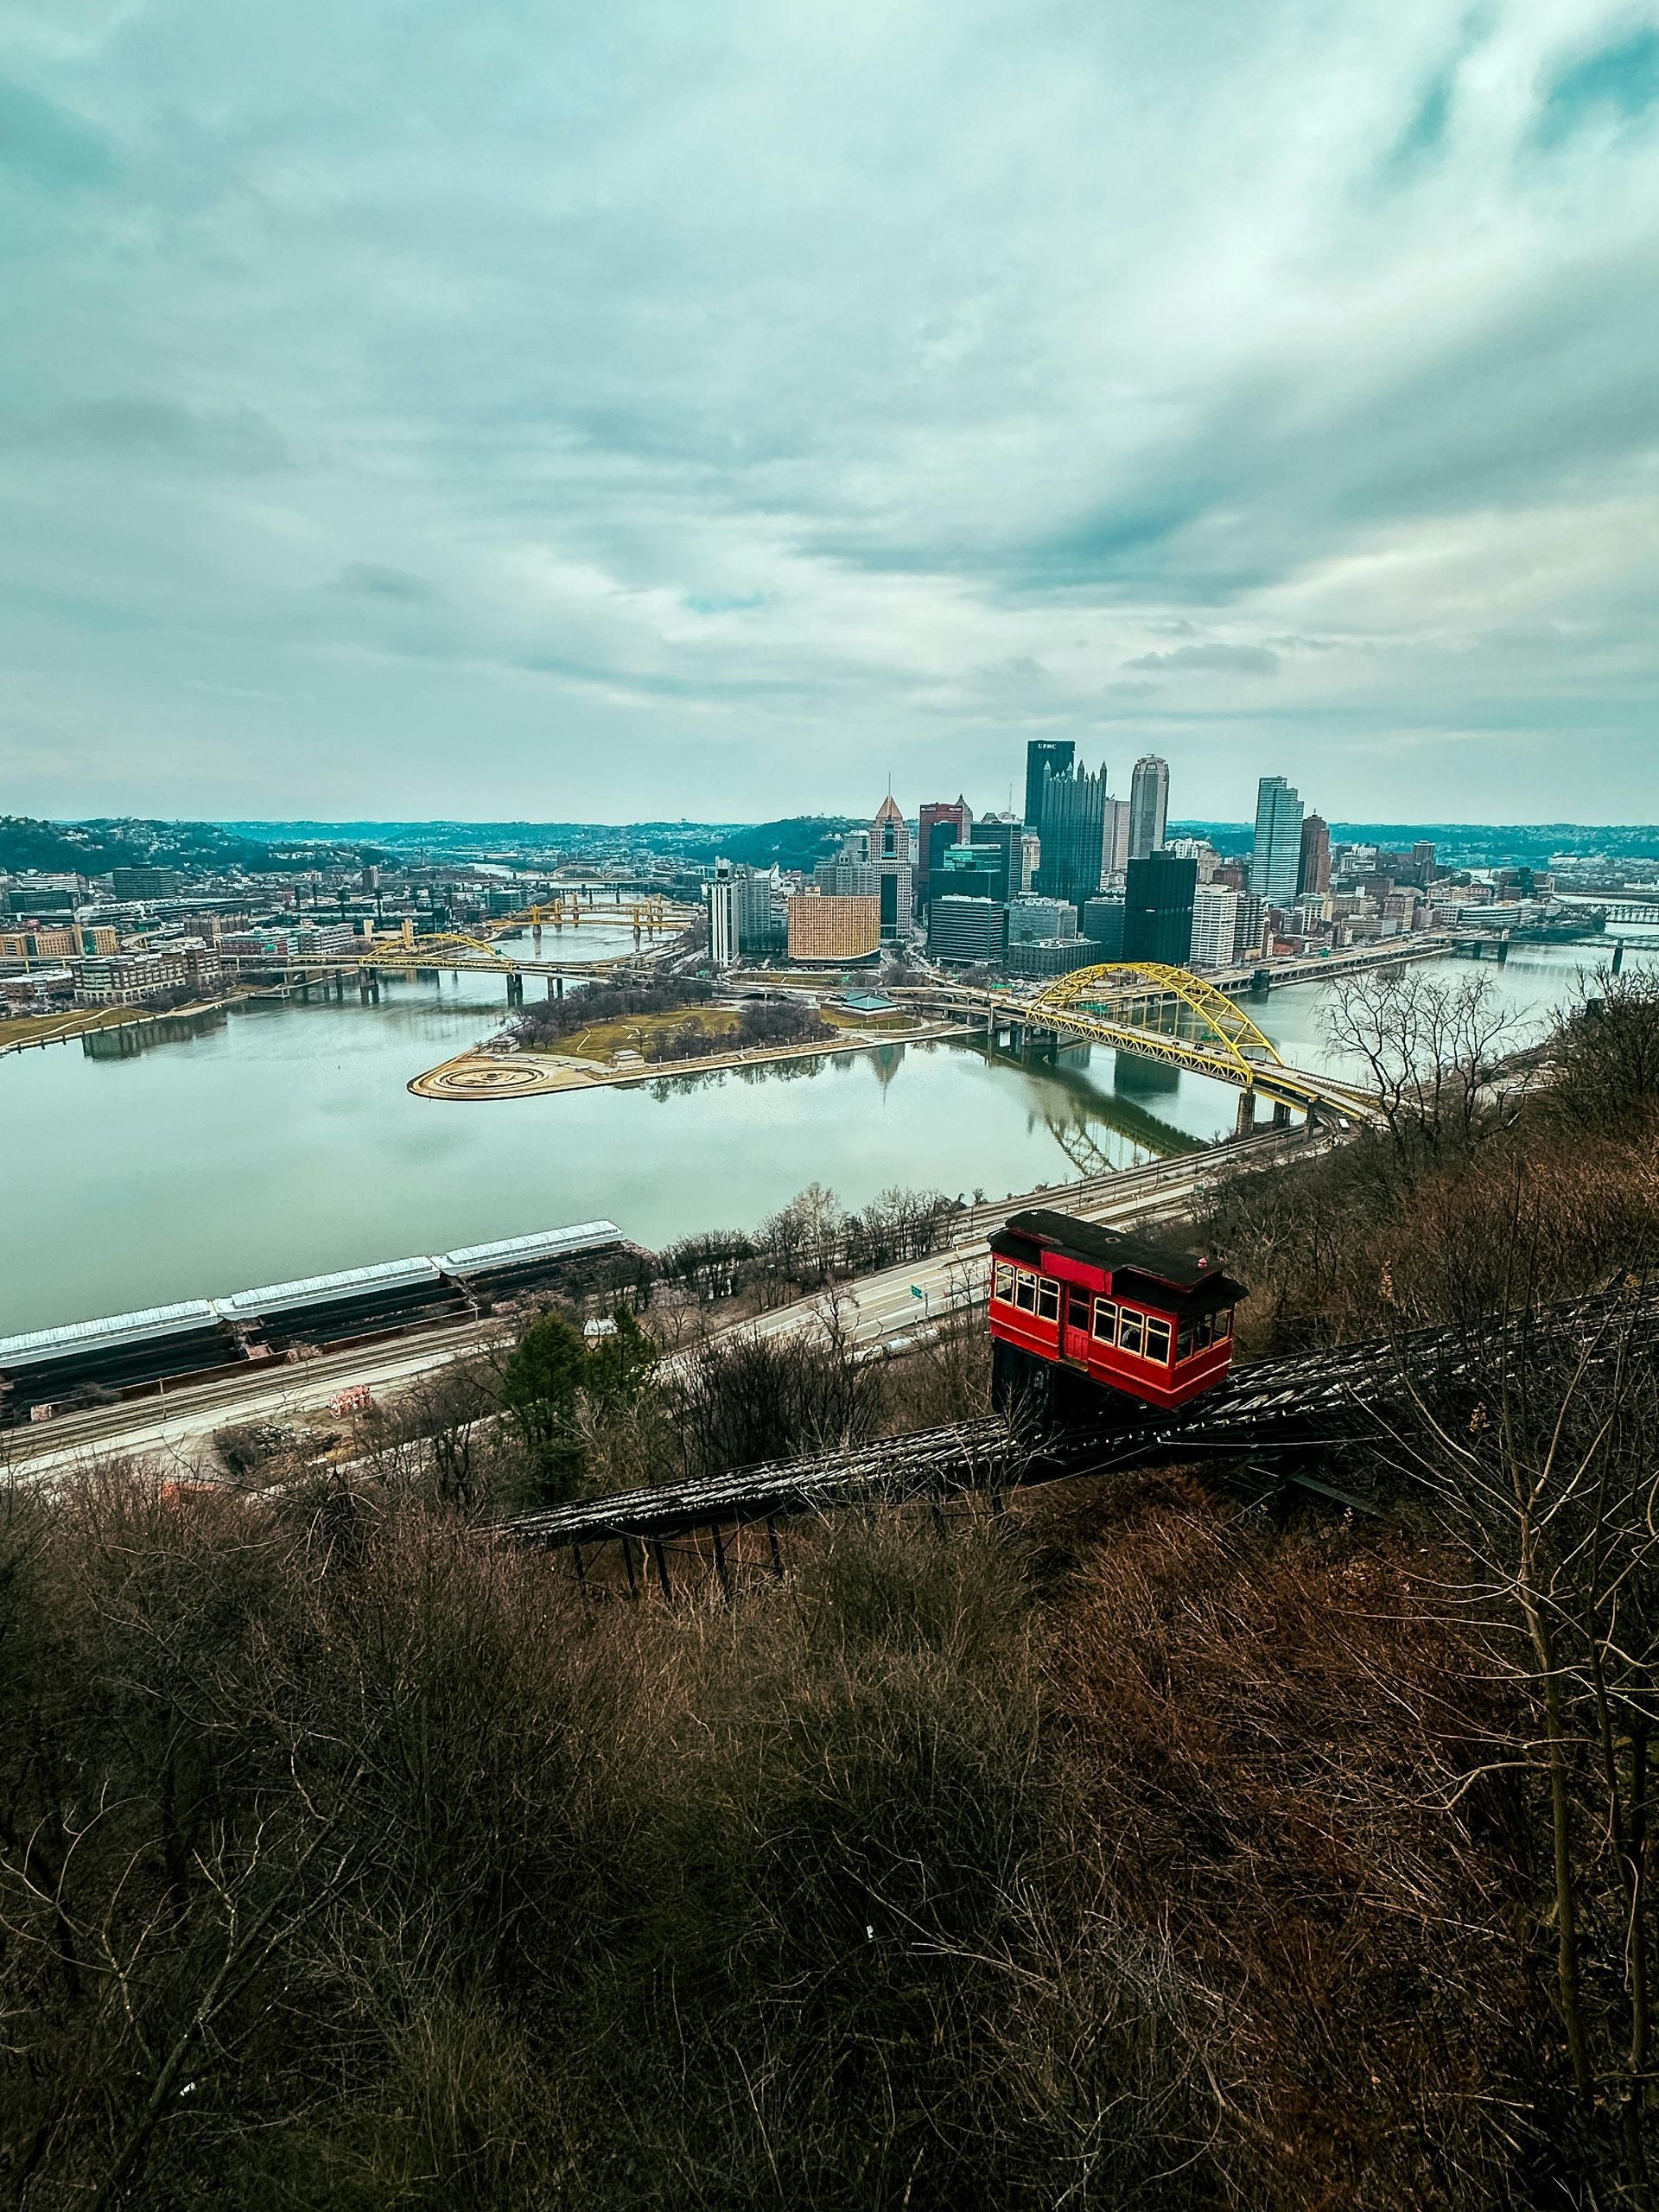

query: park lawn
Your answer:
[551,1007,746,1063]
[0,1006,143,1049]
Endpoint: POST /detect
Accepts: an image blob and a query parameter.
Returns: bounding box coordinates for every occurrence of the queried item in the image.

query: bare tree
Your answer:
[1402,1296,1659,2200]
[1322,968,1524,1162]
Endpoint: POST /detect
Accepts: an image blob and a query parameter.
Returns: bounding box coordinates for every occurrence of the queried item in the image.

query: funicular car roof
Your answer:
[990,1209,1246,1315]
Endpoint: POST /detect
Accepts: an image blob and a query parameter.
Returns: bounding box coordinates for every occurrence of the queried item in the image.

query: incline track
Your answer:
[501,1281,1659,1551]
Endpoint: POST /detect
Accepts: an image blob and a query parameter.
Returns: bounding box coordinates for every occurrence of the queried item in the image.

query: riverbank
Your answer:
[0,993,244,1057]
[409,1018,975,1100]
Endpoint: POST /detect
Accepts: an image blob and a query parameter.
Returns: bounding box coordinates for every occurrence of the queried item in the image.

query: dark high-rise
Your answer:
[1035,760,1116,906]
[1296,812,1332,897]
[1122,852,1197,965]
[968,815,1022,903]
[1024,740,1075,830]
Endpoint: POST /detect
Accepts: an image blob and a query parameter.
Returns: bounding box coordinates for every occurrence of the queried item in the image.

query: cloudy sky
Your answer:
[2,0,1656,824]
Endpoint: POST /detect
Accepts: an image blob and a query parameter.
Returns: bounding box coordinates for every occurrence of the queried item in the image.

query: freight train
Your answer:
[988,1209,1246,1423]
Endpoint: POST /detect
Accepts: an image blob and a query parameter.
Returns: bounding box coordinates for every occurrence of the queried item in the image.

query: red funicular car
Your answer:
[988,1209,1247,1419]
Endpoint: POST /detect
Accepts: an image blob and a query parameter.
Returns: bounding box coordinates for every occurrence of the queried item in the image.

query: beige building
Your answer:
[75,952,188,1005]
[0,925,119,961]
[787,893,880,964]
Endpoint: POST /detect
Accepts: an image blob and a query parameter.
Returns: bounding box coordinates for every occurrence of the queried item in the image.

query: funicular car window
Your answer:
[1013,1270,1036,1313]
[1036,1277,1061,1322]
[1092,1297,1119,1342]
[1144,1317,1173,1363]
[1176,1321,1196,1362]
[1216,1310,1233,1339]
[1194,1313,1215,1350]
[992,1262,1015,1303]
[1117,1308,1144,1356]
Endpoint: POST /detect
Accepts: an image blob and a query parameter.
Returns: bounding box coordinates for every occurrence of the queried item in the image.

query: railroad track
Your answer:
[502,1281,1659,1552]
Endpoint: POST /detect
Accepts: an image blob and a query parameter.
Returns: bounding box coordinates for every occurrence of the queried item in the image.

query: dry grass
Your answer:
[0,1005,143,1049]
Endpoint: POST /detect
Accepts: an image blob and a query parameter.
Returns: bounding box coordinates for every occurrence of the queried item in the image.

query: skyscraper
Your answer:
[1296,812,1332,897]
[1024,740,1076,830]
[1122,852,1197,965]
[968,814,1022,904]
[1102,798,1131,881]
[869,794,913,940]
[1189,884,1240,969]
[1035,760,1116,907]
[1128,755,1169,861]
[916,798,972,913]
[709,859,736,968]
[1253,776,1304,907]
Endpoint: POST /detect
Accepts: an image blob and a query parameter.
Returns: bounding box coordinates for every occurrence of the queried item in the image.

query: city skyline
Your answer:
[2,3,1656,823]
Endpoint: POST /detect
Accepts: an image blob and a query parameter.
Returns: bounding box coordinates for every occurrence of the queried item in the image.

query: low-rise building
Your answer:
[786,893,881,965]
[0,925,120,962]
[74,952,188,1005]
[927,895,1005,965]
[1006,896,1075,944]
[1004,936,1103,980]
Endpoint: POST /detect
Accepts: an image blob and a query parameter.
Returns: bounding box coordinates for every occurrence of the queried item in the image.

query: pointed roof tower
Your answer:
[871,791,910,864]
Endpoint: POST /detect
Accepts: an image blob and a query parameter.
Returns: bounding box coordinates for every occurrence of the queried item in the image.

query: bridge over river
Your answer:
[896,962,1382,1126]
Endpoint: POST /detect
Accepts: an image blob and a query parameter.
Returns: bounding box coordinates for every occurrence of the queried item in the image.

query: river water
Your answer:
[3,933,1652,1335]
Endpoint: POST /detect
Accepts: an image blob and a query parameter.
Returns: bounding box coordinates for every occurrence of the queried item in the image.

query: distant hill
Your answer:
[0,816,373,877]
[1170,822,1659,868]
[219,817,861,870]
[10,813,1657,880]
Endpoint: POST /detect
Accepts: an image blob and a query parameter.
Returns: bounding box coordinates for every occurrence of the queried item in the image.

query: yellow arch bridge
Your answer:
[944,963,1378,1122]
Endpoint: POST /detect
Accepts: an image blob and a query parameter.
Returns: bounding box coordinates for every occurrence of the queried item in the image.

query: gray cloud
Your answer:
[330,563,442,604]
[0,0,1653,822]
[1124,644,1282,676]
[53,397,290,469]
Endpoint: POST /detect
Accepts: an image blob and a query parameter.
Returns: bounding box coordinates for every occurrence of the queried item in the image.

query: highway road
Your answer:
[4,1129,1305,1483]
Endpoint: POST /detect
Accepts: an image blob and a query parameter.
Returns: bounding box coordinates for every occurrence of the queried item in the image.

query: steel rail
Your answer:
[499,1281,1659,1549]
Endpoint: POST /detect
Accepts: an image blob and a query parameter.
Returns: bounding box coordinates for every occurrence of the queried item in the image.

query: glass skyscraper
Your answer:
[1024,739,1076,830]
[1035,760,1116,907]
[1253,775,1304,907]
[1128,755,1169,861]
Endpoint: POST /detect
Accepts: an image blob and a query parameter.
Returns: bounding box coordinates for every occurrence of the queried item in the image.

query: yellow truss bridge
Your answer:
[341,931,645,978]
[992,963,1379,1119]
[485,896,695,935]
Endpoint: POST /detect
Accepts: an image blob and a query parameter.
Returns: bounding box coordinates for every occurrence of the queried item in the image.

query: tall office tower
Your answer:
[1296,812,1332,897]
[871,793,910,866]
[734,866,785,953]
[1253,776,1304,907]
[869,794,913,939]
[708,859,737,968]
[969,814,1022,903]
[1036,760,1116,906]
[916,798,972,913]
[1122,852,1198,964]
[1233,892,1267,961]
[1019,830,1040,894]
[1024,739,1076,829]
[1128,755,1170,861]
[1103,798,1131,881]
[1189,884,1240,969]
[814,835,879,897]
[934,845,1001,903]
